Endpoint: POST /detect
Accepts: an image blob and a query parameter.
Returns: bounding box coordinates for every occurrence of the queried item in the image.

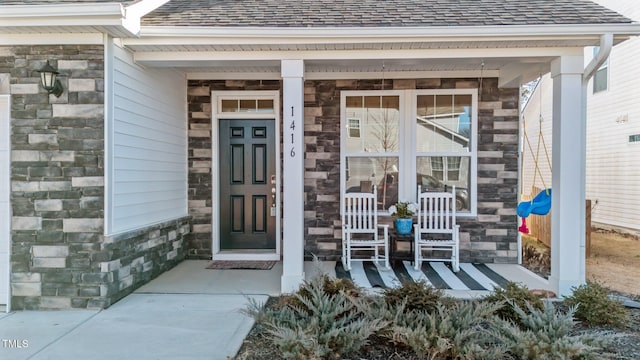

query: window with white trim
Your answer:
[341,90,477,215]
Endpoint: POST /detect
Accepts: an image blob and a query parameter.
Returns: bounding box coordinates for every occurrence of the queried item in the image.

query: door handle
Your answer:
[271,187,276,216]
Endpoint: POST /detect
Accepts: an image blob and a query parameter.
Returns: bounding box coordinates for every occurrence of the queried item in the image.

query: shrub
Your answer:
[277,274,362,312]
[492,301,611,359]
[483,281,544,324]
[382,280,449,312]
[360,296,507,359]
[565,281,627,327]
[243,275,385,359]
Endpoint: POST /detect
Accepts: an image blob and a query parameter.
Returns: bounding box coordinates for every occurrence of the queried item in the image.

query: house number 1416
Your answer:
[289,106,296,157]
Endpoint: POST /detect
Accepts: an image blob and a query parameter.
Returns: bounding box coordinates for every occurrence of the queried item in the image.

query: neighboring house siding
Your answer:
[108,44,188,235]
[187,78,519,263]
[585,19,640,231]
[4,45,106,309]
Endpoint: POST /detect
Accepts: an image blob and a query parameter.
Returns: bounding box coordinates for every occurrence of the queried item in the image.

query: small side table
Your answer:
[390,230,415,265]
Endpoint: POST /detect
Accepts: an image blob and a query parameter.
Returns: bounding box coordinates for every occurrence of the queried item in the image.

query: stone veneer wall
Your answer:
[4,46,189,309]
[97,217,190,308]
[188,78,518,263]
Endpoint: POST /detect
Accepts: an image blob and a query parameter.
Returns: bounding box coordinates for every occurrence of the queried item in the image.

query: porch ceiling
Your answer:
[127,43,558,85]
[135,57,545,75]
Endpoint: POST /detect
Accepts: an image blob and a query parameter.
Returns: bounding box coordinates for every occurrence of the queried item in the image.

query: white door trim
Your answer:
[211,90,281,261]
[1,95,11,312]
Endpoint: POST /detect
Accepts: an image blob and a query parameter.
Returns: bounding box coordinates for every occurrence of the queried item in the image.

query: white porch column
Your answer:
[550,55,586,297]
[281,60,305,293]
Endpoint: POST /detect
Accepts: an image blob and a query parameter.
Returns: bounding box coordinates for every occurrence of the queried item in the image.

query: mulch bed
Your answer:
[233,293,640,359]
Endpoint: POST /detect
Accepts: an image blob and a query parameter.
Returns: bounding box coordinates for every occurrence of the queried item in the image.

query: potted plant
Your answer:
[388,201,417,235]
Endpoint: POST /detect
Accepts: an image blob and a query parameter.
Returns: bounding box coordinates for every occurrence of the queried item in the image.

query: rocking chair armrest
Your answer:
[377,224,389,236]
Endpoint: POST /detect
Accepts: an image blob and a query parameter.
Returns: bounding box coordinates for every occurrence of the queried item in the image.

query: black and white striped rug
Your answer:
[336,261,511,291]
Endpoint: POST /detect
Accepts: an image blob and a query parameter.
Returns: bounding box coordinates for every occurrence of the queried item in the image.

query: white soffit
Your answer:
[0,0,170,38]
[0,3,135,37]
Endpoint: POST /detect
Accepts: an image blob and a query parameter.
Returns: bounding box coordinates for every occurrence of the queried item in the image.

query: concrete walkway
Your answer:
[0,260,334,360]
[0,293,265,360]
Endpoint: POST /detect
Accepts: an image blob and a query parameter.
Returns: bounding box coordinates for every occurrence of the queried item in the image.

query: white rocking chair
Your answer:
[341,185,390,271]
[414,185,460,272]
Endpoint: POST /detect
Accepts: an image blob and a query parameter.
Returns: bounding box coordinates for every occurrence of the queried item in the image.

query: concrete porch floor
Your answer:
[135,260,553,299]
[135,260,336,296]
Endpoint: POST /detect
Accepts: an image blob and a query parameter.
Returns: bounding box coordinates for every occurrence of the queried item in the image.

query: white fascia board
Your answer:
[0,3,142,37]
[0,33,104,46]
[0,3,124,18]
[134,47,583,63]
[125,0,171,18]
[130,23,640,45]
[123,0,171,35]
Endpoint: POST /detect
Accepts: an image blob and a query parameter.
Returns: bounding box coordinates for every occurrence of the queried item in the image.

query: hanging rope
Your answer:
[521,77,552,198]
[522,115,549,194]
[518,76,553,233]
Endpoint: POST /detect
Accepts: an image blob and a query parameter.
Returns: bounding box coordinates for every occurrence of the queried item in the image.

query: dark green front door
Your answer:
[219,119,276,250]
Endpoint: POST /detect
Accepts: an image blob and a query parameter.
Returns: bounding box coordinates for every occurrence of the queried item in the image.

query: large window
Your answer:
[341,90,477,215]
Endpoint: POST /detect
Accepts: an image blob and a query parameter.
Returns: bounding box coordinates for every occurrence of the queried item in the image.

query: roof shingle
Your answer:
[141,0,632,28]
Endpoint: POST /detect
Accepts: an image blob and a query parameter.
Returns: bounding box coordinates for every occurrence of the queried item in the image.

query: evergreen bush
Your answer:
[244,275,385,359]
[565,281,627,327]
[492,301,611,359]
[360,297,506,359]
[382,280,449,312]
[483,281,545,325]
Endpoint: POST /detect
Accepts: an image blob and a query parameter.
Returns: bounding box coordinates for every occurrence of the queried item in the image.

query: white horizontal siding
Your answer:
[584,1,640,231]
[108,44,188,235]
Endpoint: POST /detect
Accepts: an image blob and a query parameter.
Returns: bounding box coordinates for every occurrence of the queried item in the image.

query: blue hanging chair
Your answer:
[517,188,552,218]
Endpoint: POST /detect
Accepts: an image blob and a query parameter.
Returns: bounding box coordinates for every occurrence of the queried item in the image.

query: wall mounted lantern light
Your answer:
[38,60,63,97]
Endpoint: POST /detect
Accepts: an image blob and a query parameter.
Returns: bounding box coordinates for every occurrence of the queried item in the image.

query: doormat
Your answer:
[206,260,277,270]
